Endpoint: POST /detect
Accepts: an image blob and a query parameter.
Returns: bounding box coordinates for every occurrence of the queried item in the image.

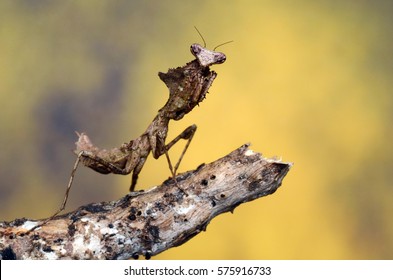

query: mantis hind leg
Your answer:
[26,151,84,233]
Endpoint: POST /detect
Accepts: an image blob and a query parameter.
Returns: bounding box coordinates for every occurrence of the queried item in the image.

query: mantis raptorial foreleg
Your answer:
[163,124,196,177]
[162,124,197,194]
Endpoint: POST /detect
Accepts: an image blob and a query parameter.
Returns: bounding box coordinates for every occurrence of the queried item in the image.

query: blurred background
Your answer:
[1,0,392,259]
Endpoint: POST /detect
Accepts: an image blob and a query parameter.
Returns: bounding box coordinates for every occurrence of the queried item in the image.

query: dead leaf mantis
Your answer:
[28,33,230,232]
[72,42,227,193]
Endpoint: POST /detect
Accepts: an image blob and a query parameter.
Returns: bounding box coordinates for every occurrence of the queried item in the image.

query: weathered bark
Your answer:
[0,144,291,260]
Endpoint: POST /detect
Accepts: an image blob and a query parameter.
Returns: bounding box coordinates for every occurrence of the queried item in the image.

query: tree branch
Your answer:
[0,144,291,260]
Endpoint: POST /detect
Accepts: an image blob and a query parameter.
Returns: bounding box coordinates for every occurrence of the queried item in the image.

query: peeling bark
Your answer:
[0,144,291,260]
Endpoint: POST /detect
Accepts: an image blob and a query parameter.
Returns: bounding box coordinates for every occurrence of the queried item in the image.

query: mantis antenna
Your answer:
[194,26,207,47]
[213,40,234,51]
[193,26,233,50]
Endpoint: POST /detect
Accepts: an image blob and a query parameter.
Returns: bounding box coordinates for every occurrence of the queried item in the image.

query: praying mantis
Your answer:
[29,36,229,231]
[73,43,226,192]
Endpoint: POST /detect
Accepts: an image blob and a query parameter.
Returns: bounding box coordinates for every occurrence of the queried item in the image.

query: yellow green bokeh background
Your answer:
[1,1,392,259]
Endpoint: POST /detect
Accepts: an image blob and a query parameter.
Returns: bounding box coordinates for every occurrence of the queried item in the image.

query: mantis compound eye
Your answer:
[214,53,226,64]
[190,43,203,56]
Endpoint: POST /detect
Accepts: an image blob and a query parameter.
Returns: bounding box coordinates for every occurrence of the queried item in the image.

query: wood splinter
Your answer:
[0,144,291,260]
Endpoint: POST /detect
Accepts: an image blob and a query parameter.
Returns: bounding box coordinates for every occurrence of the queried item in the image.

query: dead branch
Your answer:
[0,144,291,260]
